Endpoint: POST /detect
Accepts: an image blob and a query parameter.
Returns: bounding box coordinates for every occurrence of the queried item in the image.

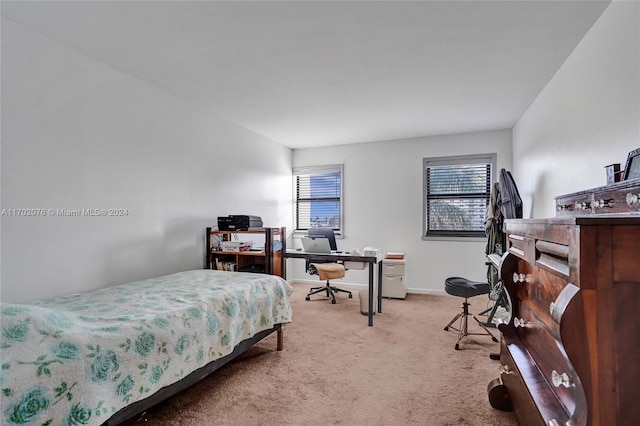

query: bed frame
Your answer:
[103,324,284,425]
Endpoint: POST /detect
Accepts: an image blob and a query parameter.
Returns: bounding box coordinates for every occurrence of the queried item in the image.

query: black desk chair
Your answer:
[443,277,499,350]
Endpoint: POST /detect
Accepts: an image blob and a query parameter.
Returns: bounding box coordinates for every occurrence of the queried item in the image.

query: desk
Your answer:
[284,250,383,326]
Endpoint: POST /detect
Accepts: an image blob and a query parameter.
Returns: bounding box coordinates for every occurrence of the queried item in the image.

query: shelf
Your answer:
[210,227,274,234]
[212,251,266,256]
[205,227,285,278]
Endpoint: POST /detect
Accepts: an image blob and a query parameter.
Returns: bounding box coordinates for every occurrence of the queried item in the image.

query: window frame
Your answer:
[293,164,344,235]
[422,153,496,241]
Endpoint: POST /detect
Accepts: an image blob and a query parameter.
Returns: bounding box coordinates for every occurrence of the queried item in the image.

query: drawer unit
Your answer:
[381,260,405,276]
[489,216,640,426]
[381,258,407,299]
[499,338,552,426]
[555,179,640,216]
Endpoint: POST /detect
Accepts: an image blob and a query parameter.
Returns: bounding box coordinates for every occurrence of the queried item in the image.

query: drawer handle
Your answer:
[626,193,640,206]
[513,317,527,328]
[512,272,526,284]
[551,370,572,388]
[499,364,512,375]
[593,198,614,209]
[574,201,591,210]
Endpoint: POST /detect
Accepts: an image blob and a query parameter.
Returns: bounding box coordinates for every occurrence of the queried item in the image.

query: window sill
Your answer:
[293,231,344,239]
[422,235,487,242]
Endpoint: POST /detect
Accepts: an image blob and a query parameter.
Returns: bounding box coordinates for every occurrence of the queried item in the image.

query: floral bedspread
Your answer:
[0,269,293,425]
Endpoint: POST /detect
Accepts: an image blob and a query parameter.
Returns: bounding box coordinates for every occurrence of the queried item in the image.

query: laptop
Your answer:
[301,237,332,254]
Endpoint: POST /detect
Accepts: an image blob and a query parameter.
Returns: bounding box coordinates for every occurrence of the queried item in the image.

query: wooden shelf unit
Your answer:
[205,227,286,278]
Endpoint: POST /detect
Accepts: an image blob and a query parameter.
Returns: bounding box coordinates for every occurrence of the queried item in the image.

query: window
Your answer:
[423,154,495,238]
[293,164,343,233]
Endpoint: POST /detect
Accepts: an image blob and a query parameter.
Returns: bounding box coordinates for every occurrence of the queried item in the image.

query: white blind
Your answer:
[293,165,343,231]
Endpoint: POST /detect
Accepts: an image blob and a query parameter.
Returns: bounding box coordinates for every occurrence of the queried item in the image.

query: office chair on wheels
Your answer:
[305,260,352,304]
[302,228,352,304]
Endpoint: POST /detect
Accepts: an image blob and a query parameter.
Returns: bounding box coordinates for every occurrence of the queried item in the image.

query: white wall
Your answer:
[291,130,512,294]
[513,1,640,218]
[1,19,293,303]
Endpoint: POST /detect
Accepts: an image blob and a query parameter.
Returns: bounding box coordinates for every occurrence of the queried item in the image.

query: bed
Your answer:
[0,269,293,425]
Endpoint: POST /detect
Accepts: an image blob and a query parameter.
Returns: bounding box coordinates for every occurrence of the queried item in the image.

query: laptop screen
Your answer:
[301,237,332,253]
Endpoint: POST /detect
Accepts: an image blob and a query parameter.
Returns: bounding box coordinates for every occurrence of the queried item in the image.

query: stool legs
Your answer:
[444,299,499,350]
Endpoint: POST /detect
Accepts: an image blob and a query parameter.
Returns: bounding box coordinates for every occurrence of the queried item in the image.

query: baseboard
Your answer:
[287,280,447,297]
[406,288,447,296]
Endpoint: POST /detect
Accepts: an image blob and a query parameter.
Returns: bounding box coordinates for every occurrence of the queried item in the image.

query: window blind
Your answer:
[293,165,343,232]
[424,155,494,237]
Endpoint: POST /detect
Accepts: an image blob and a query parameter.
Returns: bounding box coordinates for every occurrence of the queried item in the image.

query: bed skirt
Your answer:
[103,323,284,425]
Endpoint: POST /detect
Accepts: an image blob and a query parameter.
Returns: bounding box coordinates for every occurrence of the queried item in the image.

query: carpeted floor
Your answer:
[143,283,517,425]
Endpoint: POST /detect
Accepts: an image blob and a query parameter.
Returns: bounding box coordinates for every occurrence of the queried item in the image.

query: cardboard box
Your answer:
[385,251,405,260]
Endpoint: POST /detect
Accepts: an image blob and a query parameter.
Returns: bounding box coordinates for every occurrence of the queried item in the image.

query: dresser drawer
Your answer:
[381,274,407,299]
[507,234,536,264]
[382,274,403,286]
[510,260,568,332]
[500,336,572,426]
[595,184,640,214]
[555,179,640,216]
[518,304,586,422]
[501,332,581,426]
[499,339,545,426]
[556,193,594,216]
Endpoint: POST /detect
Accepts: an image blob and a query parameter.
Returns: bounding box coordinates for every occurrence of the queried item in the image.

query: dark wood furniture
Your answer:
[488,180,640,426]
[555,178,640,216]
[284,250,383,326]
[206,227,286,278]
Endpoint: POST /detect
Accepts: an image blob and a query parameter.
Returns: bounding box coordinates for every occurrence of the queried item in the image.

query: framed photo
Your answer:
[623,148,640,181]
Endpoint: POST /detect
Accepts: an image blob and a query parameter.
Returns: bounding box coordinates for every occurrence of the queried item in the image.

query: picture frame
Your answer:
[623,148,640,181]
[605,163,621,184]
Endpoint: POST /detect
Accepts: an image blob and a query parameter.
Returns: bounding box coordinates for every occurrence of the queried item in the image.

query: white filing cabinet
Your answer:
[381,258,407,299]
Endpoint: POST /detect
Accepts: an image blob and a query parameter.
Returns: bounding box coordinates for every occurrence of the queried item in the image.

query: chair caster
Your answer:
[305,296,310,301]
[454,343,460,350]
[348,294,353,298]
[331,299,336,304]
[443,326,449,331]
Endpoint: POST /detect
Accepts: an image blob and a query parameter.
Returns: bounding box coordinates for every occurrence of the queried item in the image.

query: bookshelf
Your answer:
[205,227,286,278]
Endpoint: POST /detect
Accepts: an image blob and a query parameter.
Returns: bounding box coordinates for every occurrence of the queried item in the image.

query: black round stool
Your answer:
[443,277,498,350]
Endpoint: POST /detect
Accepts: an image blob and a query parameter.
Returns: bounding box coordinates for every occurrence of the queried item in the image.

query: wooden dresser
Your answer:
[488,181,640,426]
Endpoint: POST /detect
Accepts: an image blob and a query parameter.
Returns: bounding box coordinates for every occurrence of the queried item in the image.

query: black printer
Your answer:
[217,215,263,231]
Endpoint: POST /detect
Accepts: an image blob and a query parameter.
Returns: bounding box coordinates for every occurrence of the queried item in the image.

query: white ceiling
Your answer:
[1,1,610,149]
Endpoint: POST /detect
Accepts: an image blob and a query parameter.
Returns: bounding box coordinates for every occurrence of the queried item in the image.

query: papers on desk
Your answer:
[363,247,379,257]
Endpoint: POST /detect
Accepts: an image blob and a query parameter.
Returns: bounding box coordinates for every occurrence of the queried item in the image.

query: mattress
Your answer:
[0,269,293,425]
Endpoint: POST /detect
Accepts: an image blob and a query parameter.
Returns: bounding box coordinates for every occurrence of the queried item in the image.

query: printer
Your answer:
[217,215,263,231]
